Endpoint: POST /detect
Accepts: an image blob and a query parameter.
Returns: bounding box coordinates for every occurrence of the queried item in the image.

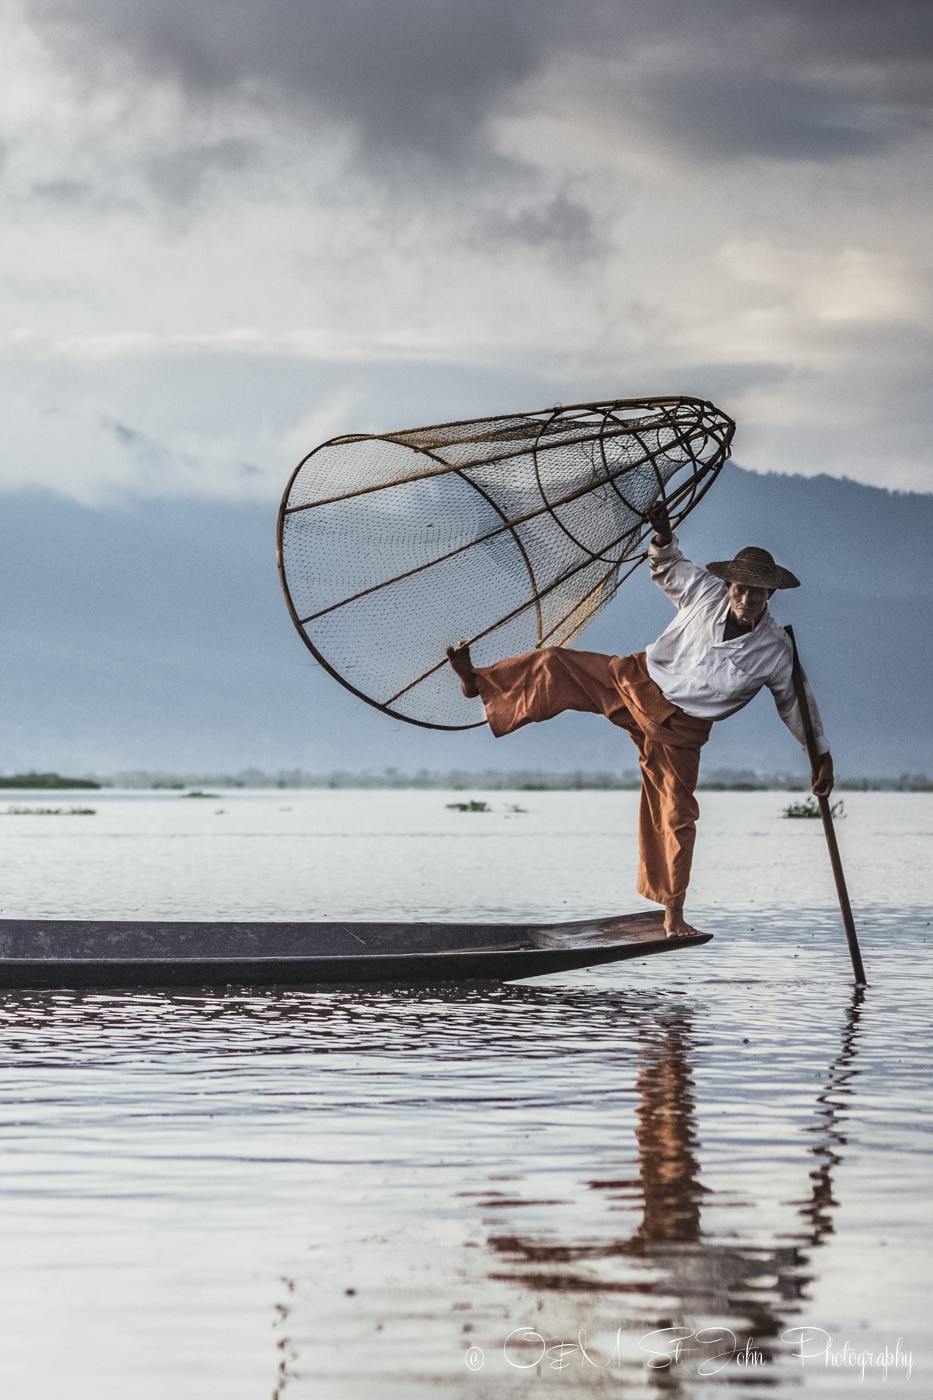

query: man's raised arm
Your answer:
[644,502,722,611]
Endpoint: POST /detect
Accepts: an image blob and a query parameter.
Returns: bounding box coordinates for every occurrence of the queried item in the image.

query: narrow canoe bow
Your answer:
[0,911,711,989]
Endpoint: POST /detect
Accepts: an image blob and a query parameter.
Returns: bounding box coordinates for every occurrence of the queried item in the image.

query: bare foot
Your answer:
[446,640,479,698]
[663,901,703,938]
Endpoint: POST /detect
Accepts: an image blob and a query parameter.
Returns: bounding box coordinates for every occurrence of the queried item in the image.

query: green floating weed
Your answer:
[446,800,491,813]
[782,797,845,820]
[183,790,220,799]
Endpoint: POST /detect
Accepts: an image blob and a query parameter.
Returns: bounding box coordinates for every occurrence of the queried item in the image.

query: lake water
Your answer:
[0,789,930,1398]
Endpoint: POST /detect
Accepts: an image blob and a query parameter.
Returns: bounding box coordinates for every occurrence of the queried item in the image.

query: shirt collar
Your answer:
[717,600,772,642]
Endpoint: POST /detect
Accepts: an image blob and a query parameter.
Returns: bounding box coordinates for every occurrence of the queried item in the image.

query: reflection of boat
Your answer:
[0,912,710,989]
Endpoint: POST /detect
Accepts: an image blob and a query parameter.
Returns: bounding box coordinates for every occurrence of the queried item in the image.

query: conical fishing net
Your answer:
[277,396,734,729]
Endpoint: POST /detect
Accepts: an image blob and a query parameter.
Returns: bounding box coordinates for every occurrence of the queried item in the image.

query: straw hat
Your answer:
[706,546,800,590]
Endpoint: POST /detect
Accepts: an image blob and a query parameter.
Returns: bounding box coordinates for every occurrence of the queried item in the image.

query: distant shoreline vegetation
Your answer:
[0,771,101,790]
[1,768,931,793]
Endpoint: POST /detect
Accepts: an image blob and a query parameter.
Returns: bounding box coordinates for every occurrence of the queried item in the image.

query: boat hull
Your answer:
[0,912,711,988]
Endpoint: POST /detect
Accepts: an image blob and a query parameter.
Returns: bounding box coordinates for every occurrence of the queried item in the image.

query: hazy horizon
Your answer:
[1,462,930,779]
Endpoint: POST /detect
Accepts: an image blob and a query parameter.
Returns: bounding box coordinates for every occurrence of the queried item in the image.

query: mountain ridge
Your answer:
[1,464,930,775]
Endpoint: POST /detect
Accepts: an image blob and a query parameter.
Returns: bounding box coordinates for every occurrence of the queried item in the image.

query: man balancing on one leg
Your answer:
[447,501,833,939]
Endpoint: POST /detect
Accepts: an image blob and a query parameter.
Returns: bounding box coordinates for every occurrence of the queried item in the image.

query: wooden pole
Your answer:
[785,626,867,987]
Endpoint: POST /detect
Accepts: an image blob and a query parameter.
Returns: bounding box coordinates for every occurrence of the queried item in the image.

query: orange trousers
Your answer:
[474,648,712,906]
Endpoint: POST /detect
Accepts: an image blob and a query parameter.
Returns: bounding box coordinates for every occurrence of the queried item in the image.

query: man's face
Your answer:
[727,581,772,627]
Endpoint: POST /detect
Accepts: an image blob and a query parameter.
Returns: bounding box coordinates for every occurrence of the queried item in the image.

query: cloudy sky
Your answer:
[3,0,932,503]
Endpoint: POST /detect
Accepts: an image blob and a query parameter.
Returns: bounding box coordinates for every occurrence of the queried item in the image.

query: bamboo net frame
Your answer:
[276,396,735,729]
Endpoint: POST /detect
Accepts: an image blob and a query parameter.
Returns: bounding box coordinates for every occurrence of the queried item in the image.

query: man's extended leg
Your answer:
[635,737,705,937]
[461,646,625,736]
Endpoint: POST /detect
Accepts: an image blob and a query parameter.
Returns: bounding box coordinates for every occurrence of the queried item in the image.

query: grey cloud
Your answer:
[103,418,182,473]
[24,0,933,173]
[473,192,599,259]
[675,361,796,402]
[28,0,568,168]
[145,137,257,204]
[103,416,260,484]
[101,417,200,478]
[28,177,138,211]
[769,0,933,64]
[641,71,929,162]
[627,0,933,66]
[31,177,96,203]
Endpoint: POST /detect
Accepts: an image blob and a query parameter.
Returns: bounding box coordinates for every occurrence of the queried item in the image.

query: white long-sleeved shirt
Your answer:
[645,535,828,754]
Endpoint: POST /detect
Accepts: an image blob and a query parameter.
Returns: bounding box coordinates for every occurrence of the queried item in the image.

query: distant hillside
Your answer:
[0,465,930,776]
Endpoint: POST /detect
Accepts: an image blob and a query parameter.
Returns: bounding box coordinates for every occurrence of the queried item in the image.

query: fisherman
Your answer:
[447,501,833,939]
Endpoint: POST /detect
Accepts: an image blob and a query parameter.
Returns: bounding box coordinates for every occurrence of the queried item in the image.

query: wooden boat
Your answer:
[0,911,710,989]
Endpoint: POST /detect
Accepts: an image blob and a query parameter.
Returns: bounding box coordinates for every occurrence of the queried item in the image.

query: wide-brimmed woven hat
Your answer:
[706,546,800,590]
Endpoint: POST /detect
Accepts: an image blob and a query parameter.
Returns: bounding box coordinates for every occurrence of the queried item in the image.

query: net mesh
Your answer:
[277,396,734,729]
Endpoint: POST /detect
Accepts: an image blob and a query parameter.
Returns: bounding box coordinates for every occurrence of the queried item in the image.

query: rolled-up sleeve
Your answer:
[649,534,722,610]
[769,653,829,755]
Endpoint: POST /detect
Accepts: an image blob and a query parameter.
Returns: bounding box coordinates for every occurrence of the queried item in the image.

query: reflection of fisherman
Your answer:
[482,991,861,1365]
[447,501,833,938]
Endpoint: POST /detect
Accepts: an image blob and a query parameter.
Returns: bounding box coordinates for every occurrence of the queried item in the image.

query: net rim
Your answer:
[275,395,735,731]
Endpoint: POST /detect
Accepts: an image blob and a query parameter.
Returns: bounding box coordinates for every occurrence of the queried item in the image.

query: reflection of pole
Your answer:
[785,625,867,987]
[271,1276,297,1400]
[793,985,865,1246]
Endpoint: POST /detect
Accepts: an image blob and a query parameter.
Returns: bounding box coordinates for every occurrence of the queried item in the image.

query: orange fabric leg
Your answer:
[474,647,628,738]
[474,647,710,907]
[634,739,704,905]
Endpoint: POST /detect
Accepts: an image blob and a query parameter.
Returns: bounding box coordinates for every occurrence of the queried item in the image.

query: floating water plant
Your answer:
[782,797,845,820]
